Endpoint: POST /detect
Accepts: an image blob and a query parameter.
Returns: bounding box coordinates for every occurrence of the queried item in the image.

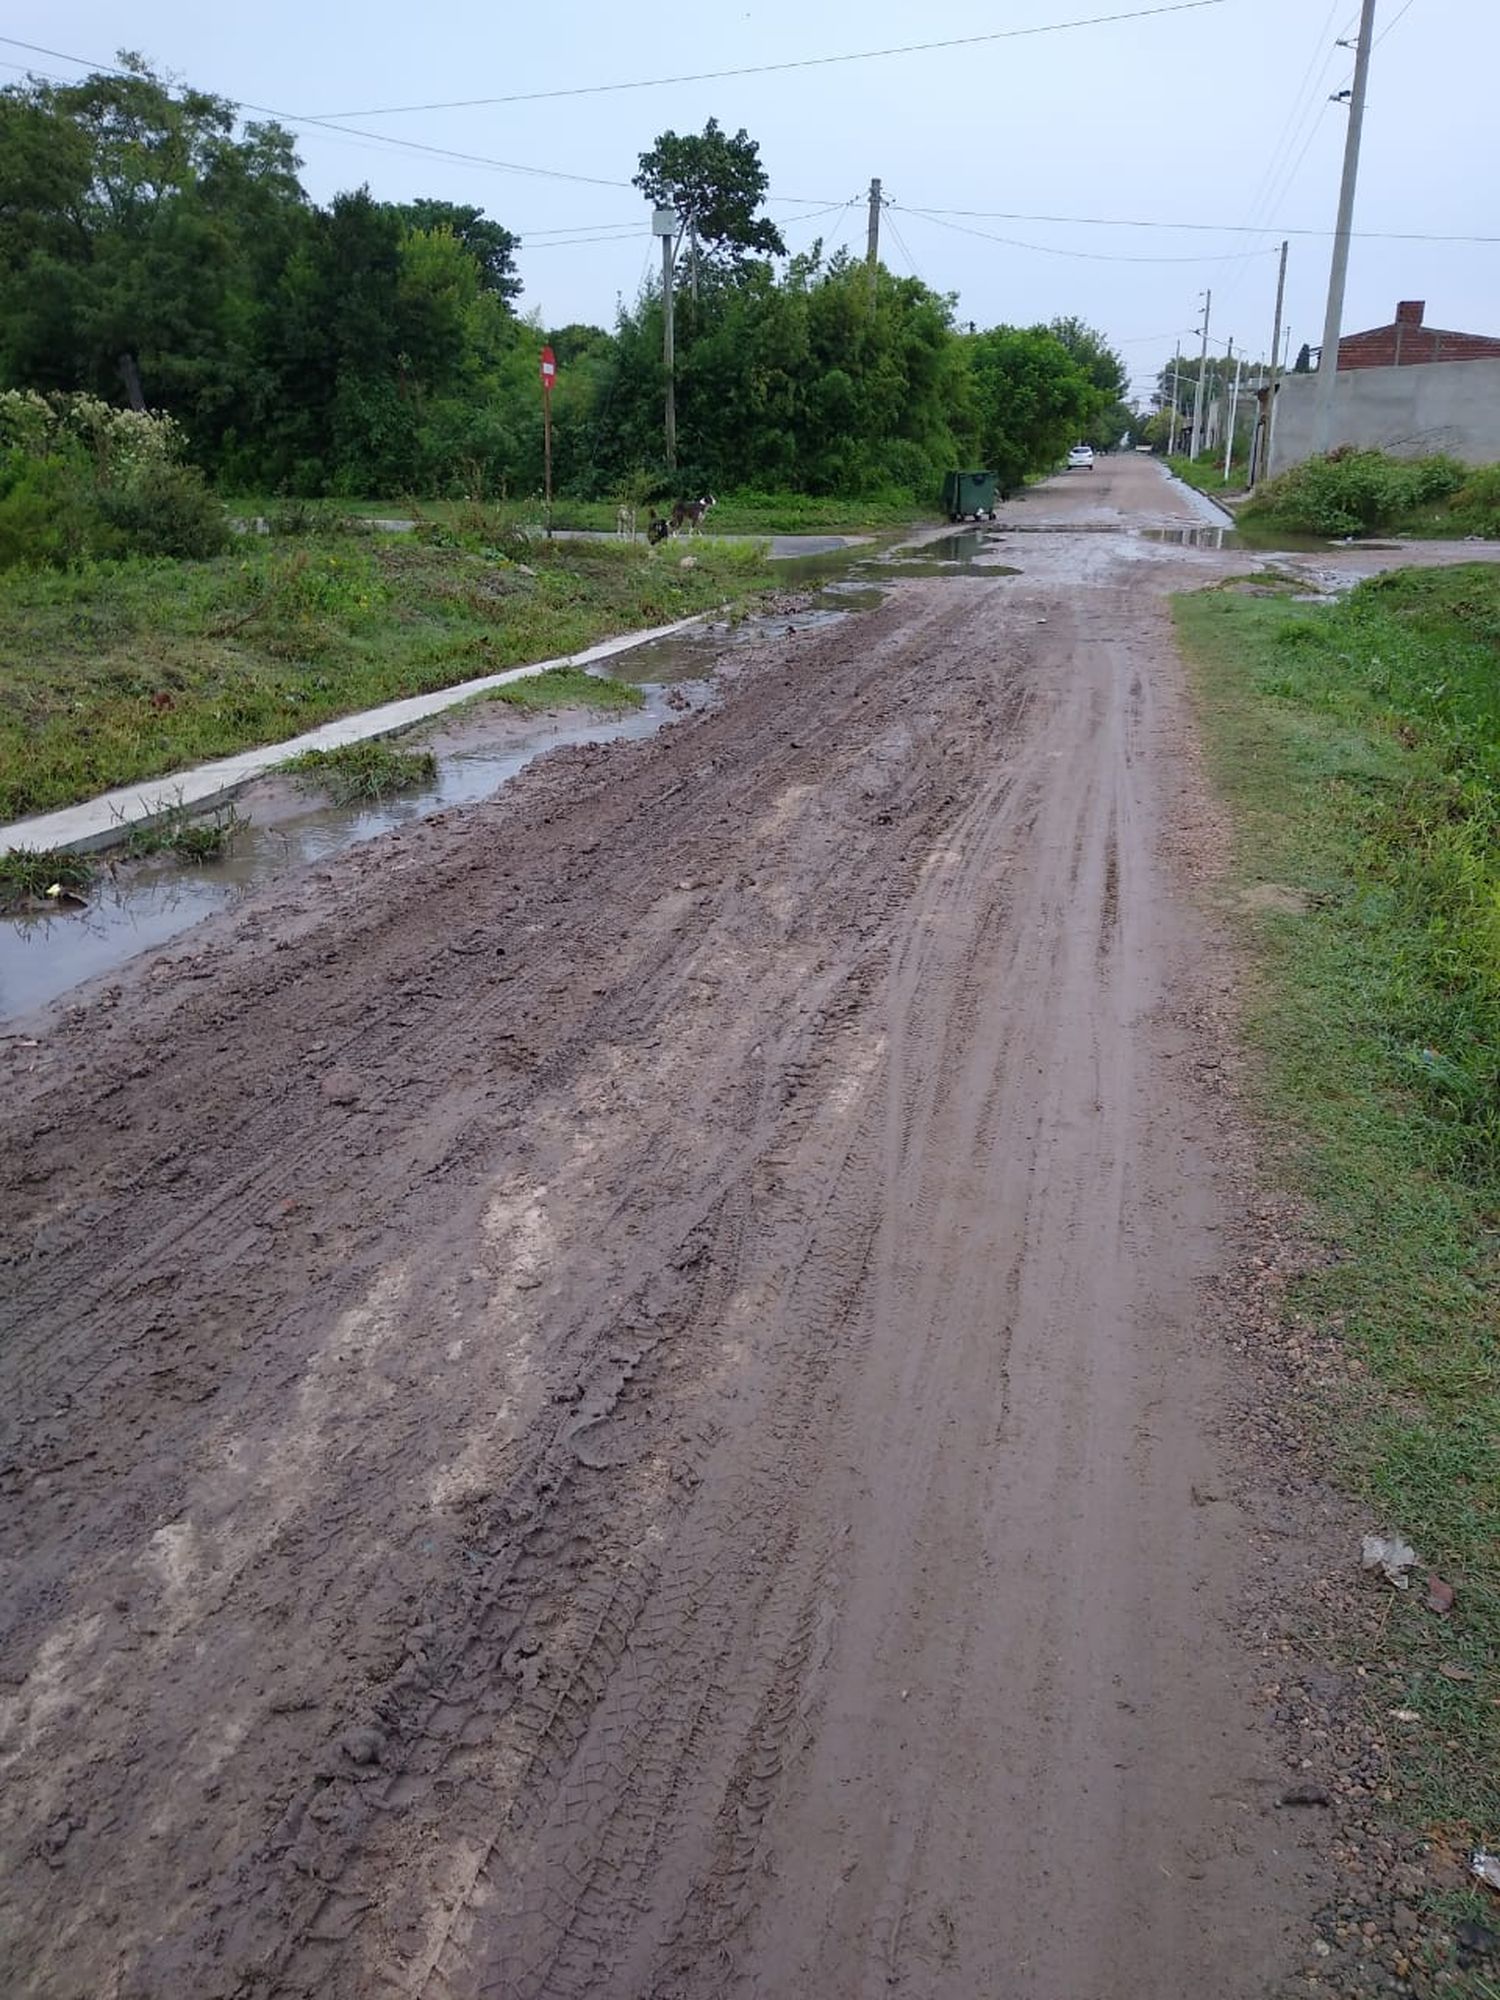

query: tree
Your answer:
[391,199,519,302]
[963,328,1097,491]
[633,119,785,267]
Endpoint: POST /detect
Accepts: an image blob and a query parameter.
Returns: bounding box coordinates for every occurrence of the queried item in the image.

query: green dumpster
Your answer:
[941,470,1001,522]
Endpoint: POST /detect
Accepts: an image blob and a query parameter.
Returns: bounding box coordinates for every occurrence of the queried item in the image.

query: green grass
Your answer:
[0,845,94,912]
[483,667,644,714]
[1174,564,1500,1857]
[0,533,770,821]
[1167,450,1245,496]
[125,800,247,861]
[226,489,928,536]
[284,741,438,804]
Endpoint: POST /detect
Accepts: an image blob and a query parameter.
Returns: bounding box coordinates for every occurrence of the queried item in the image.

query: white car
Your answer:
[1066,444,1095,471]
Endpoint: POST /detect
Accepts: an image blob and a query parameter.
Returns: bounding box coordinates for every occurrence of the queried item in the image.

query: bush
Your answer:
[1451,465,1500,538]
[1248,449,1482,537]
[0,393,228,565]
[93,460,230,559]
[0,454,97,568]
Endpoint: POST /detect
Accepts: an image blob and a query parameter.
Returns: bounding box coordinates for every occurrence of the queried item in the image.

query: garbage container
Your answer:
[941,470,1001,522]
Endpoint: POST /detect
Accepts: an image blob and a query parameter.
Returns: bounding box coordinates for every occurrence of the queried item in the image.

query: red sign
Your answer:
[540,345,557,392]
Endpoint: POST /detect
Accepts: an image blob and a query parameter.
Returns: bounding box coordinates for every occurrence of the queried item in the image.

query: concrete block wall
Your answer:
[1269,357,1500,475]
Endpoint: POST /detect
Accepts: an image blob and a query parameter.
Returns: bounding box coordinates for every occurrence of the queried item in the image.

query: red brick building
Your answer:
[1337,299,1500,370]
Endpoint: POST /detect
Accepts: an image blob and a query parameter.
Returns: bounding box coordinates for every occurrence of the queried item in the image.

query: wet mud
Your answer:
[7,458,1495,1996]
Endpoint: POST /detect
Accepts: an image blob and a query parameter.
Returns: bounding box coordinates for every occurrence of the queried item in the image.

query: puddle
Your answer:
[0,685,696,1021]
[1140,525,1243,550]
[0,571,901,1019]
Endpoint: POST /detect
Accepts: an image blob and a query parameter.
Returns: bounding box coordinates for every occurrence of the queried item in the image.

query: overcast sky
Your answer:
[9,0,1497,401]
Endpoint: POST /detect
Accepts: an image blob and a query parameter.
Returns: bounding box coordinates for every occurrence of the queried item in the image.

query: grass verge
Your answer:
[0,532,769,821]
[1167,450,1246,497]
[226,490,927,536]
[1174,565,1499,1857]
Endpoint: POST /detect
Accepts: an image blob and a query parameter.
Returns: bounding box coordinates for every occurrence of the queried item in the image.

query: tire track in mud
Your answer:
[0,581,1032,1999]
[0,506,1324,1999]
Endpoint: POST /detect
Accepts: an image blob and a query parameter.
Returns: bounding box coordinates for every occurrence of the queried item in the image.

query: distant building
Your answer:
[1336,299,1500,371]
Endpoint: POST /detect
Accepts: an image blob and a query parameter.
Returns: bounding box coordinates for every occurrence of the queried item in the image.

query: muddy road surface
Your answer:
[2,459,1324,1997]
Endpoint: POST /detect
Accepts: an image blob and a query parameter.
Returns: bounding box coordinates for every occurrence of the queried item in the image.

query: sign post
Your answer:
[540,345,557,528]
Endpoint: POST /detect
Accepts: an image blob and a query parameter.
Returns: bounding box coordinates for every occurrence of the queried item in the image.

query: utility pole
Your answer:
[1168,345,1182,454]
[866,177,882,301]
[1209,336,1234,452]
[662,228,676,468]
[1257,239,1289,485]
[1223,352,1244,482]
[651,204,679,470]
[1312,0,1378,454]
[1188,289,1212,460]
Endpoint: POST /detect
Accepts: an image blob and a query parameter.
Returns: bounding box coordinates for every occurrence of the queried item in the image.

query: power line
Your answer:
[891,201,1498,246]
[0,36,852,204]
[897,206,1283,266]
[881,210,928,286]
[298,1,1235,118]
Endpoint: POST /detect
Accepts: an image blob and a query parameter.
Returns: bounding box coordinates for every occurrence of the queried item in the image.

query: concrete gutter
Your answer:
[2,611,712,857]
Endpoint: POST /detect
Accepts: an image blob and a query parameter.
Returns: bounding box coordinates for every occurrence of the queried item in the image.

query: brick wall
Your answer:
[1337,300,1500,370]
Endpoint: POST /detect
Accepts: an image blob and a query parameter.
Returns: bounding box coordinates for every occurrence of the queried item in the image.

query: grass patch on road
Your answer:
[1176,565,1500,1854]
[285,741,438,804]
[0,532,768,822]
[483,667,644,714]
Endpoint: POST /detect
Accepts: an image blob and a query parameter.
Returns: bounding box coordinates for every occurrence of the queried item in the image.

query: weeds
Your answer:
[1175,563,1500,1846]
[125,801,247,861]
[485,668,644,714]
[1242,449,1486,539]
[285,740,438,804]
[0,845,94,912]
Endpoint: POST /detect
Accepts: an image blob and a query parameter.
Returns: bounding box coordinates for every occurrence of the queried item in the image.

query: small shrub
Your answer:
[94,460,230,559]
[0,454,97,569]
[1451,465,1500,538]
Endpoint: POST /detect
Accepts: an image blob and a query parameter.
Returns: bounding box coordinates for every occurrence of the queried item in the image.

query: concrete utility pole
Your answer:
[1188,289,1212,460]
[1312,0,1379,454]
[1168,345,1182,454]
[1208,336,1233,452]
[1223,352,1244,481]
[1257,239,1289,485]
[866,177,882,300]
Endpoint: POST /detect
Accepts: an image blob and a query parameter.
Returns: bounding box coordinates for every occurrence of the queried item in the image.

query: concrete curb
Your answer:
[2,611,713,857]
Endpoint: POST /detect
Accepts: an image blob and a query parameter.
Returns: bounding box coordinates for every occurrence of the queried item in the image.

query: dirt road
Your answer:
[1,458,1325,1997]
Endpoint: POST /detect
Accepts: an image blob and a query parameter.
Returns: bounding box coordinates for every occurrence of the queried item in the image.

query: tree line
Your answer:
[0,59,1136,506]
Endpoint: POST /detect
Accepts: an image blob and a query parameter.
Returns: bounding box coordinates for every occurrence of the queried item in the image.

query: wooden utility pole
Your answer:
[866,177,882,300]
[652,208,678,470]
[1312,0,1378,453]
[1188,289,1212,459]
[1257,239,1289,485]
